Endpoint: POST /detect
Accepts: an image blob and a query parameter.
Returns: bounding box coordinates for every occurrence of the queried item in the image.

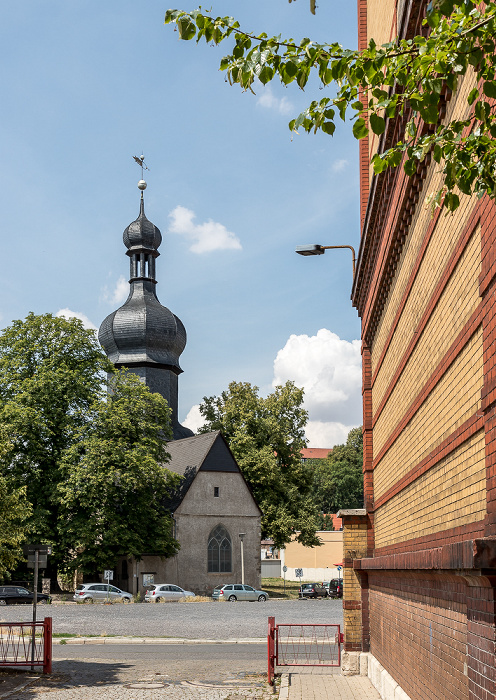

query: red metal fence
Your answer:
[268,616,341,684]
[0,617,52,673]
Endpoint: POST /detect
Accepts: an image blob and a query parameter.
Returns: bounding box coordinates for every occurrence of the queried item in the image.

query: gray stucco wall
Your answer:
[119,471,261,596]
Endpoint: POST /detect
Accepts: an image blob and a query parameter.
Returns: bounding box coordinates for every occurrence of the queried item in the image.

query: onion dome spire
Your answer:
[98,171,193,440]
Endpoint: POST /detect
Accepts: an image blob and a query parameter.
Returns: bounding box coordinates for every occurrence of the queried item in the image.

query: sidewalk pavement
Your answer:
[280,673,380,700]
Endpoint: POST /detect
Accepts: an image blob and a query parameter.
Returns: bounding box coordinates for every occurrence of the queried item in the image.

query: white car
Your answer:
[73,583,132,603]
[144,584,195,602]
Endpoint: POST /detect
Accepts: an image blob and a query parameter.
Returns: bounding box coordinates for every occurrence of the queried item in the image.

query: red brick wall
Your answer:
[369,572,469,700]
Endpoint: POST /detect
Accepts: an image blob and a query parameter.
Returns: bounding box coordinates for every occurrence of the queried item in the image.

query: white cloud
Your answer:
[182,404,206,434]
[102,275,129,306]
[272,328,362,448]
[256,86,293,116]
[332,159,348,173]
[305,421,357,449]
[55,308,97,331]
[168,205,242,254]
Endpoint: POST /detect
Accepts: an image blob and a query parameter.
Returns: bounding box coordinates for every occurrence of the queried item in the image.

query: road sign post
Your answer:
[23,545,51,670]
[295,568,303,596]
[104,570,113,603]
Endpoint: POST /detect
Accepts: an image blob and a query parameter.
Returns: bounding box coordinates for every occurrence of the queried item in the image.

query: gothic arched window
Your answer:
[208,525,232,573]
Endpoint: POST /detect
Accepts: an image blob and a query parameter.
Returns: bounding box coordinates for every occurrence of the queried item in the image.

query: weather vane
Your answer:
[133,154,150,180]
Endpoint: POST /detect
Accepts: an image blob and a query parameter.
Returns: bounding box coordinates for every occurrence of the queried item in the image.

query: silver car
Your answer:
[144,584,195,602]
[212,584,269,602]
[73,583,132,603]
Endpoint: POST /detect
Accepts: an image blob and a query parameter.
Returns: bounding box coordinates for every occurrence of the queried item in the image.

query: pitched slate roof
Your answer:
[163,431,262,513]
[166,431,239,477]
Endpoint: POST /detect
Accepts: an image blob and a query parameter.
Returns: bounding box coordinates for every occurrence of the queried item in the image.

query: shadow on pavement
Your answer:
[1,659,133,697]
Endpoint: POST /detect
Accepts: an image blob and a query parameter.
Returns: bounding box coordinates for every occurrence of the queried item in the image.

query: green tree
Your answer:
[0,478,32,580]
[312,427,363,512]
[165,1,496,211]
[0,313,179,578]
[199,380,320,548]
[0,313,112,553]
[0,425,32,578]
[58,371,180,573]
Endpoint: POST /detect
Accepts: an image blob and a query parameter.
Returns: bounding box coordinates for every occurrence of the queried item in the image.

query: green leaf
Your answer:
[467,88,479,106]
[426,9,441,28]
[177,17,196,41]
[404,159,417,176]
[321,121,336,135]
[483,81,496,99]
[420,104,439,124]
[259,66,274,84]
[370,113,386,135]
[352,117,368,140]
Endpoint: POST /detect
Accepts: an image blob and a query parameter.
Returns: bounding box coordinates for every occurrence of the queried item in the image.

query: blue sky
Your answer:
[1,1,362,447]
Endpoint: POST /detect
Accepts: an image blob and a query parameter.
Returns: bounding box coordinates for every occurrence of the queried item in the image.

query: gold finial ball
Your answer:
[138,180,147,191]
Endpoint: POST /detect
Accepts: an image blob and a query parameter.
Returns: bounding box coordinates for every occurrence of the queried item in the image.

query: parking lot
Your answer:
[0,599,343,639]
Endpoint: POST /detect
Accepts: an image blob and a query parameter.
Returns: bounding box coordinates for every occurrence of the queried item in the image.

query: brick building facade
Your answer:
[350,1,496,698]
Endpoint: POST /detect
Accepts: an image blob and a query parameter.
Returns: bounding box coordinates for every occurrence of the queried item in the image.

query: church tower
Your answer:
[99,178,193,440]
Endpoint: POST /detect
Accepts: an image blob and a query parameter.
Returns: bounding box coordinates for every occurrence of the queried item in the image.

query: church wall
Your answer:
[173,471,261,595]
[119,471,262,597]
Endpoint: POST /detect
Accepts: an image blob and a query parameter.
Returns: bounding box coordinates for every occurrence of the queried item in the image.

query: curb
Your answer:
[278,674,289,700]
[54,636,266,645]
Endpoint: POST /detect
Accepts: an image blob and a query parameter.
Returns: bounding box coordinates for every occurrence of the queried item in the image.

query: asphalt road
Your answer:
[0,599,343,639]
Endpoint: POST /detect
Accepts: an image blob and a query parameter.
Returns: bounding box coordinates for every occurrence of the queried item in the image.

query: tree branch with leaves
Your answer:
[165,0,496,211]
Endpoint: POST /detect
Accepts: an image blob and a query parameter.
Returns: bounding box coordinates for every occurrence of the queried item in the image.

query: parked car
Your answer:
[0,586,51,605]
[299,582,328,599]
[73,583,132,603]
[212,584,269,602]
[322,579,343,598]
[144,584,195,602]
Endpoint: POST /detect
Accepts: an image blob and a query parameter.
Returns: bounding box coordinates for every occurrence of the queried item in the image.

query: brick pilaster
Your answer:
[338,509,368,652]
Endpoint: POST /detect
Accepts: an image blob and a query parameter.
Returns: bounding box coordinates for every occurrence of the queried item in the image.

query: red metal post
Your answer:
[267,616,275,685]
[43,617,52,674]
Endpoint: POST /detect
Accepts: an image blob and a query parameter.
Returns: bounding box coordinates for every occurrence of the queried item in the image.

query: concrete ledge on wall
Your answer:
[367,654,411,700]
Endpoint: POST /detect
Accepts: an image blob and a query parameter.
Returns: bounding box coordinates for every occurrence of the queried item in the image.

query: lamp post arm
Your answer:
[321,246,356,278]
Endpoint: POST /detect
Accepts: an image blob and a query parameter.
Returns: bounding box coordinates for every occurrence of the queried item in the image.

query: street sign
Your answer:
[295,568,303,578]
[23,544,52,556]
[283,565,288,573]
[104,570,113,581]
[337,566,342,571]
[27,555,47,569]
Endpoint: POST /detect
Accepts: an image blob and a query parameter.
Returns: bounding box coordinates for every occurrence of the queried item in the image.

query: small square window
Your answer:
[214,487,220,497]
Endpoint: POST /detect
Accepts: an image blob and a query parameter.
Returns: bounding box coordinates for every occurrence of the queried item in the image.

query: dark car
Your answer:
[0,586,51,605]
[323,579,343,598]
[299,582,328,599]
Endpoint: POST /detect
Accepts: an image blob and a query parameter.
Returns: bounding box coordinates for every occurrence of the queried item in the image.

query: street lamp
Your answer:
[239,533,246,584]
[295,244,356,278]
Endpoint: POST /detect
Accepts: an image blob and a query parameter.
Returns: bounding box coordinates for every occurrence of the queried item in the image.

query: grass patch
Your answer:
[261,578,301,599]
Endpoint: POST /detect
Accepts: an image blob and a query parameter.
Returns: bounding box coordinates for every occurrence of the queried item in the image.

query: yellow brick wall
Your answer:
[374,326,483,500]
[373,228,482,460]
[342,519,368,646]
[370,71,478,384]
[375,430,486,548]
